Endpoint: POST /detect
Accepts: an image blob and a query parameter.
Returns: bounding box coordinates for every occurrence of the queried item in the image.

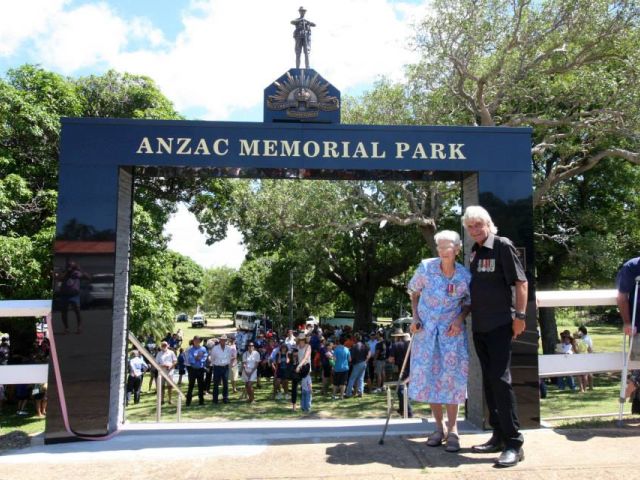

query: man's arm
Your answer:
[512,280,528,339]
[617,291,635,335]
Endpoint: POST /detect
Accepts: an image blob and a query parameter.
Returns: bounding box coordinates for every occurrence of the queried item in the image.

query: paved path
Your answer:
[1,419,639,480]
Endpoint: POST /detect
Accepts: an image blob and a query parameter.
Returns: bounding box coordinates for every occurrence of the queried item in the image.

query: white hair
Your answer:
[462,206,498,234]
[433,230,462,247]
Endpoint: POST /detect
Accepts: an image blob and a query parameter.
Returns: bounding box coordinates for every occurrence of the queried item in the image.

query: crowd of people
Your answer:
[126,321,413,414]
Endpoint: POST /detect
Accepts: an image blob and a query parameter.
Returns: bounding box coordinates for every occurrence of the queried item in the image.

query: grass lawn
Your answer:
[125,373,439,423]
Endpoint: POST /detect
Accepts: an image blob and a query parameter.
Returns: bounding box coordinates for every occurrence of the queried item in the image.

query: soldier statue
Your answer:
[291,6,315,69]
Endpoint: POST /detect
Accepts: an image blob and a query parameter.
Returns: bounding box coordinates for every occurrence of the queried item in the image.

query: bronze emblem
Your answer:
[266,70,340,119]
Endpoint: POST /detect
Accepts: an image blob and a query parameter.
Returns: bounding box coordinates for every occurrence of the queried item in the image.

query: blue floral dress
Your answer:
[407,258,471,404]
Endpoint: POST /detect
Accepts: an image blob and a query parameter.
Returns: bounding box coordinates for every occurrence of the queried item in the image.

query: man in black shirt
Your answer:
[463,206,528,468]
[388,329,412,418]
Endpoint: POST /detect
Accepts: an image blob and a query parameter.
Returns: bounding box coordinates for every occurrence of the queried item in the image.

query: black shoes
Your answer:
[471,438,504,453]
[496,448,524,467]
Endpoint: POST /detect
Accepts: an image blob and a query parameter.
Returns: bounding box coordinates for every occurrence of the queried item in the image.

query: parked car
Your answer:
[80,273,114,306]
[191,314,206,328]
[234,311,260,331]
[176,312,189,323]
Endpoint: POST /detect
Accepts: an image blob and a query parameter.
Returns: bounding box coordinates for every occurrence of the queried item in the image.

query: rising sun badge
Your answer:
[266,70,339,119]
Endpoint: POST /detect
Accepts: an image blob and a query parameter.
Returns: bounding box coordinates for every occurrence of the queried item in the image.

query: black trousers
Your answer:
[204,366,213,392]
[126,374,143,404]
[473,323,523,450]
[186,367,205,406]
[213,365,229,402]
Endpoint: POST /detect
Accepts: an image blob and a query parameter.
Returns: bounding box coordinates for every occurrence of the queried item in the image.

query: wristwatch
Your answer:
[514,311,526,320]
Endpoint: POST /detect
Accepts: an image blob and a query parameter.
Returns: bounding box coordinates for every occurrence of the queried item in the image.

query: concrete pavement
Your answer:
[1,418,639,480]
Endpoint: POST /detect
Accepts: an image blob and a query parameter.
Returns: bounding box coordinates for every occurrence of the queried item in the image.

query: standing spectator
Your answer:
[320,341,334,395]
[186,336,207,406]
[575,326,594,392]
[407,230,471,452]
[346,334,370,398]
[290,334,312,411]
[285,329,297,352]
[556,331,577,391]
[388,329,412,419]
[32,383,47,417]
[155,341,177,404]
[0,337,9,365]
[211,334,232,404]
[332,337,351,400]
[366,333,378,393]
[204,339,216,393]
[463,206,527,467]
[16,384,30,415]
[228,337,239,394]
[373,331,387,393]
[177,348,186,386]
[126,350,148,405]
[273,343,289,399]
[241,342,260,403]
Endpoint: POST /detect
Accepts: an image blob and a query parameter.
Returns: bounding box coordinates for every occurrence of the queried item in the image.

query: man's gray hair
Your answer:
[462,206,498,234]
[434,230,462,246]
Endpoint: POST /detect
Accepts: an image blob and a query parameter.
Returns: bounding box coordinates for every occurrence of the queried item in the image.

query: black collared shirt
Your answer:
[470,234,527,333]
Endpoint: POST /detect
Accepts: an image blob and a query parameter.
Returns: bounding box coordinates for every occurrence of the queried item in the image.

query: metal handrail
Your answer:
[128,332,185,422]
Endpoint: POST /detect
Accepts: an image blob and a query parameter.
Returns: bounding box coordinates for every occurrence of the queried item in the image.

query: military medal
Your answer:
[447,283,455,296]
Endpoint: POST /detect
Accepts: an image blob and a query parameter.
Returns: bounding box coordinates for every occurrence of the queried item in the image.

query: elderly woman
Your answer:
[407,230,471,453]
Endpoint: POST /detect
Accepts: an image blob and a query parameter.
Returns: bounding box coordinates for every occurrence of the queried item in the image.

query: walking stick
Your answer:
[617,275,640,427]
[379,333,414,445]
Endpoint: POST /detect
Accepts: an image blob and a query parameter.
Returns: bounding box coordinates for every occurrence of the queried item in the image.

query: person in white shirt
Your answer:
[242,342,261,403]
[211,334,232,404]
[155,341,177,404]
[284,329,297,352]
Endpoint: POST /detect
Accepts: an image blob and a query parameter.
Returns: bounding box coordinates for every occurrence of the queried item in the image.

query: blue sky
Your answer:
[1,0,429,267]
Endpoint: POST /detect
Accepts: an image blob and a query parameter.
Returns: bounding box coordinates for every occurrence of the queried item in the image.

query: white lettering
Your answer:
[353,142,369,159]
[341,141,351,158]
[212,138,228,156]
[430,143,446,160]
[193,139,210,155]
[395,142,410,159]
[303,141,320,157]
[156,137,173,154]
[176,138,192,155]
[263,140,278,156]
[239,139,260,156]
[136,137,153,154]
[449,143,466,159]
[281,140,300,157]
[412,143,428,159]
[371,142,386,159]
[323,141,340,158]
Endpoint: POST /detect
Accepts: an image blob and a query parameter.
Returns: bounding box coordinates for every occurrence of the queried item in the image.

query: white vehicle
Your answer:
[234,311,260,331]
[305,316,319,330]
[191,314,206,328]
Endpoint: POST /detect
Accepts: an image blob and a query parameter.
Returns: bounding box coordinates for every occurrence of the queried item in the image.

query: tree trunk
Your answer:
[538,307,559,355]
[352,291,375,332]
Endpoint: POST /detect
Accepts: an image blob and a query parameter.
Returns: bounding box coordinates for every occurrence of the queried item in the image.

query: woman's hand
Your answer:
[409,321,421,334]
[445,319,463,337]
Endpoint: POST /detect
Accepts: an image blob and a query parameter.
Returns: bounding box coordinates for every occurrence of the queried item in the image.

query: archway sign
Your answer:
[46,11,537,443]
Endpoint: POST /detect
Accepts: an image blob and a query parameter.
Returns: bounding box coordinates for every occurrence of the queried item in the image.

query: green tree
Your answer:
[201,266,237,316]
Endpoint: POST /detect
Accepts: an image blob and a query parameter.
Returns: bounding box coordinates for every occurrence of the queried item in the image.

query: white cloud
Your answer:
[113,0,429,119]
[34,3,130,73]
[2,0,429,119]
[0,0,69,56]
[163,203,246,269]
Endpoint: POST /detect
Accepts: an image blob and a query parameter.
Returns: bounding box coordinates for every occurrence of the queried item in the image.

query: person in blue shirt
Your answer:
[617,256,640,408]
[186,336,208,406]
[331,336,351,400]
